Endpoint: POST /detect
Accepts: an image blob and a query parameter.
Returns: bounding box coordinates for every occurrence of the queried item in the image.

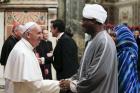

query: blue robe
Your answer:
[114,24,140,93]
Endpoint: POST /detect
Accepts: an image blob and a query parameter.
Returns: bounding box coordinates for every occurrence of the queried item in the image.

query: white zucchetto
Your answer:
[82,4,107,24]
[24,22,36,32]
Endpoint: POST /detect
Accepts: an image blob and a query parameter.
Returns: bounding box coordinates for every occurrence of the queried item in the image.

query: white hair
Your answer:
[14,25,26,33]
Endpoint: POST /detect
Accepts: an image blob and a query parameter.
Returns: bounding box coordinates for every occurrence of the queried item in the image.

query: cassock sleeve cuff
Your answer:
[70,80,78,93]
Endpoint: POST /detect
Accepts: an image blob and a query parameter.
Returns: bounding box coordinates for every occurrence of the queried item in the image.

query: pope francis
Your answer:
[4,22,60,93]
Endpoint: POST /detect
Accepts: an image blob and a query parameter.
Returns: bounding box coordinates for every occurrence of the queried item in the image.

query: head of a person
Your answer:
[12,24,25,40]
[114,24,138,53]
[42,28,49,40]
[133,31,140,39]
[51,19,65,37]
[109,31,116,41]
[23,22,43,48]
[81,4,107,35]
[65,26,73,37]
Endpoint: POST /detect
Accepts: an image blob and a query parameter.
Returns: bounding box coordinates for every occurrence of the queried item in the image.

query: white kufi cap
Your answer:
[83,4,107,24]
[24,22,36,32]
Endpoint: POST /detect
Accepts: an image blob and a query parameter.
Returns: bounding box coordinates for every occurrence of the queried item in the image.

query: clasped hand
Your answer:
[59,79,70,91]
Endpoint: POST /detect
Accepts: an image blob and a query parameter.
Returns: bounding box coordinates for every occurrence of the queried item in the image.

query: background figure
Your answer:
[0,24,25,67]
[114,24,140,93]
[60,4,118,93]
[36,28,53,79]
[109,31,116,41]
[134,31,140,78]
[65,26,73,37]
[51,19,79,80]
[4,22,60,93]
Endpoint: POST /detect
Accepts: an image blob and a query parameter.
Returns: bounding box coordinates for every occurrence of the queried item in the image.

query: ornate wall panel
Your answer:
[119,6,133,26]
[5,11,48,39]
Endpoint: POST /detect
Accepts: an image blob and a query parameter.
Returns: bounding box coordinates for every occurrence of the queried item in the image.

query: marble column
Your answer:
[0,12,5,80]
[57,0,65,21]
[58,0,85,61]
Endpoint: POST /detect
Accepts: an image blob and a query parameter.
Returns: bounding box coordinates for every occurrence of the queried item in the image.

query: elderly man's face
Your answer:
[28,25,43,47]
[13,25,25,40]
[14,30,23,40]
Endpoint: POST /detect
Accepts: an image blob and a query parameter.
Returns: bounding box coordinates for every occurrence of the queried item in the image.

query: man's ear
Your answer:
[26,32,30,39]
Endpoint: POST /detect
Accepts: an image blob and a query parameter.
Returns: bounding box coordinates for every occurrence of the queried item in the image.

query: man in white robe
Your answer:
[4,22,60,93]
[60,4,118,93]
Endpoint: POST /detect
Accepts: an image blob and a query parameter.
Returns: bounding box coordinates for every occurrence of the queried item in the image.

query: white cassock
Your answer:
[4,38,60,93]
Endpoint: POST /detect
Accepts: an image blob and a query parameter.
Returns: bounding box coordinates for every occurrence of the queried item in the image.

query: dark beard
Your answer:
[85,28,95,38]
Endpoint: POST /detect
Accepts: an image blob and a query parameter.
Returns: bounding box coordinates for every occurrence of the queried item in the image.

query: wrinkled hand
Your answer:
[59,79,70,91]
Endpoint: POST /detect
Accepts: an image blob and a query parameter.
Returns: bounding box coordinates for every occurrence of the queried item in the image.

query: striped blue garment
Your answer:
[114,24,140,93]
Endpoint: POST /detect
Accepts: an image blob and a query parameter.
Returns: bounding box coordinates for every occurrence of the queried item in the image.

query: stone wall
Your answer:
[58,0,85,61]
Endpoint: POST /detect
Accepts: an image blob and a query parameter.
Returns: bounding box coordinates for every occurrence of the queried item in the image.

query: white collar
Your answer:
[56,32,64,41]
[21,38,34,50]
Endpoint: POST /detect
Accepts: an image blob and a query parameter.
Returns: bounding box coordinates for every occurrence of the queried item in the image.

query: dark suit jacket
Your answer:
[53,33,79,80]
[0,35,18,66]
[136,38,140,74]
[36,40,53,79]
[36,40,53,64]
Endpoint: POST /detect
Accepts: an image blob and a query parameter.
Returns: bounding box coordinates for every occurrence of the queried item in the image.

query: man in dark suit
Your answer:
[0,24,25,67]
[51,19,79,80]
[36,28,53,79]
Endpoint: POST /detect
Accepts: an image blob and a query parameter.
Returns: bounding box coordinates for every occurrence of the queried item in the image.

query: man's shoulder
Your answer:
[2,37,16,48]
[4,36,17,44]
[97,31,111,41]
[12,41,28,53]
[93,31,112,46]
[61,33,74,41]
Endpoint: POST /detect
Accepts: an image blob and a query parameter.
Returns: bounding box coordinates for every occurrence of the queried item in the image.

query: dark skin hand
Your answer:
[59,79,71,91]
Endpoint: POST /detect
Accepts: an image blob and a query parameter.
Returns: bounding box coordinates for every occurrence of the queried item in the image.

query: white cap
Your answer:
[82,4,107,24]
[24,22,36,32]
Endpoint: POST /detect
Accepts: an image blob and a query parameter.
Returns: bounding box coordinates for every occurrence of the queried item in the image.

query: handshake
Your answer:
[59,79,71,91]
